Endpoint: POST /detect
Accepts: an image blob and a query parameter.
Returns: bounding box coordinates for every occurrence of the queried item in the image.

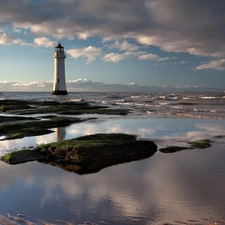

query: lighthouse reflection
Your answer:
[55,127,66,141]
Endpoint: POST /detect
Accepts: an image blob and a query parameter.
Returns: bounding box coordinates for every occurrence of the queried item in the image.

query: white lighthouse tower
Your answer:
[52,43,68,95]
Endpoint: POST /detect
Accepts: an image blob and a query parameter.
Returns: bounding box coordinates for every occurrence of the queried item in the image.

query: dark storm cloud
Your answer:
[0,0,225,59]
[139,0,225,57]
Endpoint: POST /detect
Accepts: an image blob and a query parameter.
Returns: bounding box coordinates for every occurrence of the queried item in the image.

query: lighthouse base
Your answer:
[52,90,68,95]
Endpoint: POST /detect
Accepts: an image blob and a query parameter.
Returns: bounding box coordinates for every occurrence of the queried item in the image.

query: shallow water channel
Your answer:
[1,116,225,224]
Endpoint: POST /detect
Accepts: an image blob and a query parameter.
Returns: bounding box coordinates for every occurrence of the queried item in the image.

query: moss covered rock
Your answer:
[1,133,157,170]
[0,99,130,116]
[0,117,92,140]
[1,150,46,164]
[159,139,212,153]
[188,139,212,149]
[34,133,157,164]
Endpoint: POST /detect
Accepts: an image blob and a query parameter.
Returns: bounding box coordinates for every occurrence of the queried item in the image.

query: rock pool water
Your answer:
[0,117,225,224]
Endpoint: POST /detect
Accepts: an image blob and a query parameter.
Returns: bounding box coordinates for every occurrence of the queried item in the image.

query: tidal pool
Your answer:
[0,117,225,224]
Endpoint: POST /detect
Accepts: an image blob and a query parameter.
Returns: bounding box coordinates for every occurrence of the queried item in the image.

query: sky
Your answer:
[0,0,225,92]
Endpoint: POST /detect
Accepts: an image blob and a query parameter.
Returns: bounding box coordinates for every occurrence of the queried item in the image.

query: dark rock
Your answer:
[1,150,46,164]
[34,133,157,164]
[188,139,212,149]
[1,133,157,174]
[159,146,189,153]
[160,139,212,154]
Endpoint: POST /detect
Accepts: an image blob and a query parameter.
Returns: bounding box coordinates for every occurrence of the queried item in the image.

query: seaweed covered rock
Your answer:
[0,117,92,140]
[188,139,212,149]
[34,133,157,165]
[159,139,212,153]
[0,99,130,115]
[1,150,46,164]
[1,133,157,169]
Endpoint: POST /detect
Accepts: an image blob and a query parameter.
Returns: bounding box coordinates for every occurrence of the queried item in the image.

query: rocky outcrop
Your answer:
[159,139,212,153]
[1,133,157,174]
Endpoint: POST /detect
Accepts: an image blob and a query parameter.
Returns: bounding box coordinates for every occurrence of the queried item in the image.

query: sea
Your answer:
[1,91,225,120]
[0,91,225,225]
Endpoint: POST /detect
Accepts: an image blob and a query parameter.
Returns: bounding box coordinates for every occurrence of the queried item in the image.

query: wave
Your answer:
[1,91,225,120]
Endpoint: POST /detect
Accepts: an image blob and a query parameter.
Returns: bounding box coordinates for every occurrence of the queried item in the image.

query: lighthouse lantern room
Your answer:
[52,43,68,95]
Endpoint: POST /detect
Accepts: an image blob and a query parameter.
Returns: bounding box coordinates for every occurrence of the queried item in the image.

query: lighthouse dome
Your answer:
[55,43,64,52]
[56,43,63,48]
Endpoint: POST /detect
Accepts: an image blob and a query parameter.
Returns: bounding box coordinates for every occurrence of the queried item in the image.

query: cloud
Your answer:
[68,78,90,84]
[141,0,225,58]
[138,53,158,60]
[157,57,170,62]
[0,0,225,62]
[34,37,57,48]
[67,46,102,63]
[106,40,140,51]
[103,51,152,62]
[196,59,225,70]
[180,61,189,64]
[0,81,52,91]
[0,80,222,93]
[103,53,127,62]
[0,32,29,45]
[11,81,47,88]
[68,78,104,85]
[13,28,22,33]
[67,45,154,63]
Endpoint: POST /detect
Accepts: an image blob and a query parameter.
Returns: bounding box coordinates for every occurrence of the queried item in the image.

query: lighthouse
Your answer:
[52,43,68,95]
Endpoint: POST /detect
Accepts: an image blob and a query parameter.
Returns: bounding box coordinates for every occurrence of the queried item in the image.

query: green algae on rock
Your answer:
[1,134,158,172]
[0,99,129,141]
[0,100,33,112]
[3,128,53,140]
[1,150,46,164]
[0,116,37,123]
[159,139,212,153]
[0,99,130,116]
[188,139,212,149]
[34,133,157,164]
[0,99,130,140]
[0,117,93,140]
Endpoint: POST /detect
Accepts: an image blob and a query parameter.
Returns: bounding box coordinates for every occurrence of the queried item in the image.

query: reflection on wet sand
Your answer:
[1,144,225,224]
[0,214,108,225]
[1,118,225,224]
[39,149,156,175]
[55,127,66,141]
[1,213,225,225]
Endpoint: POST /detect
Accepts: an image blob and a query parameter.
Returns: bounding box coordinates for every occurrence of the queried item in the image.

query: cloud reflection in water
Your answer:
[0,118,225,224]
